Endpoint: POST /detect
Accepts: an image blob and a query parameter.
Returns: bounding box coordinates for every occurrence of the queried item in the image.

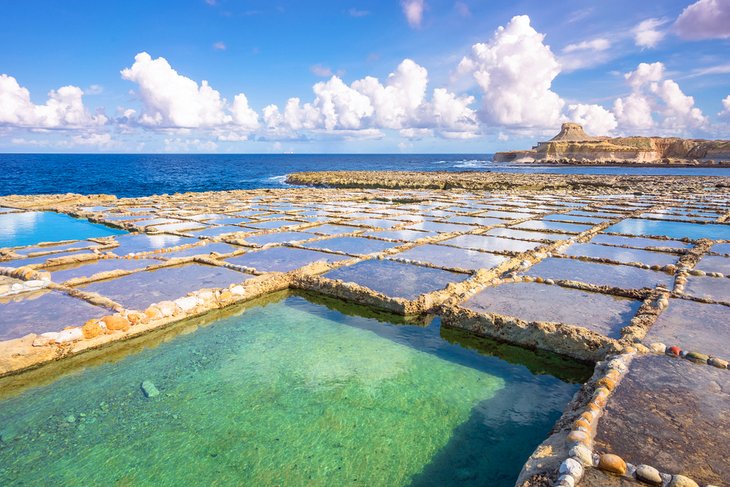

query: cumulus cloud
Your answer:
[719,95,730,117]
[613,62,707,133]
[163,138,218,152]
[401,0,425,27]
[0,74,107,129]
[632,18,668,48]
[457,15,564,129]
[121,52,230,127]
[675,0,730,40]
[264,58,478,138]
[213,41,226,50]
[120,52,259,134]
[565,104,617,135]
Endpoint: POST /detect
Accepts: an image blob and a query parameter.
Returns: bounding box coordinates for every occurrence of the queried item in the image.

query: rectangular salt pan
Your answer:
[46,258,160,283]
[606,219,730,240]
[590,234,690,250]
[226,247,350,273]
[392,244,506,272]
[525,258,673,289]
[683,275,730,302]
[76,264,250,310]
[442,235,541,254]
[644,299,730,359]
[323,259,468,300]
[562,243,678,267]
[0,290,107,340]
[464,282,640,338]
[301,236,400,256]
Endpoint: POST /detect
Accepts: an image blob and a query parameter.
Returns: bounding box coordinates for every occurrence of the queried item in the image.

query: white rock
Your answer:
[157,301,179,317]
[56,327,84,343]
[32,335,55,347]
[569,445,593,466]
[557,475,575,487]
[174,296,199,312]
[196,289,215,302]
[25,279,47,289]
[559,458,584,479]
[11,283,23,291]
[230,285,245,296]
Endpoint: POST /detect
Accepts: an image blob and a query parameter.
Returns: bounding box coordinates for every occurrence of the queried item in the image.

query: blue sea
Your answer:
[1,154,729,198]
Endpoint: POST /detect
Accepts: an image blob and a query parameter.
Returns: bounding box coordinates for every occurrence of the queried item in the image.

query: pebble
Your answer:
[569,445,593,466]
[556,475,575,487]
[669,475,699,487]
[649,342,666,354]
[635,464,662,485]
[685,351,709,363]
[708,357,728,369]
[141,380,160,398]
[566,430,588,444]
[667,346,681,357]
[597,453,627,475]
[545,279,555,285]
[559,458,584,479]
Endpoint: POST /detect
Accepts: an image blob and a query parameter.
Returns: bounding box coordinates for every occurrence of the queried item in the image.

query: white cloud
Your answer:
[121,52,230,128]
[675,0,730,40]
[0,74,107,129]
[401,0,425,28]
[86,84,104,95]
[565,103,617,135]
[562,38,610,54]
[164,138,218,152]
[230,93,259,130]
[719,95,730,117]
[311,64,340,77]
[213,41,226,50]
[632,18,668,48]
[347,8,370,17]
[613,62,708,133]
[71,132,114,146]
[457,15,564,129]
[265,58,477,139]
[120,52,259,133]
[559,38,612,71]
[352,59,428,129]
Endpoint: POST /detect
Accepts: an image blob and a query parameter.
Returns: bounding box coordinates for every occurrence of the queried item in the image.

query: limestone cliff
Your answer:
[494,123,730,165]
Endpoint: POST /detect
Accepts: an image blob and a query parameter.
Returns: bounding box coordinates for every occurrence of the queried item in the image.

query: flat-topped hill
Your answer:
[494,123,730,165]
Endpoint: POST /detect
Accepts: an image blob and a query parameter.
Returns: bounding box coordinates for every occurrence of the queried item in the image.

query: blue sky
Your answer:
[0,0,729,153]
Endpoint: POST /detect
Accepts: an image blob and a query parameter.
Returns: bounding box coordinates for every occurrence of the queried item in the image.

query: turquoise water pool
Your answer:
[0,293,588,486]
[0,211,125,248]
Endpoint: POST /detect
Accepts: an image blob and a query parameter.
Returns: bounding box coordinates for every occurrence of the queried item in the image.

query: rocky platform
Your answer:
[285,170,730,194]
[1,182,729,487]
[494,123,730,165]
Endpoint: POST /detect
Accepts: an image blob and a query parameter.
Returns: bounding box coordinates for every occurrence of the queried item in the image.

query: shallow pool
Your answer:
[0,294,588,486]
[0,211,125,248]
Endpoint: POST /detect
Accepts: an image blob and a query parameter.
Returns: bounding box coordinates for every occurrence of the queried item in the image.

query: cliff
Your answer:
[494,123,730,165]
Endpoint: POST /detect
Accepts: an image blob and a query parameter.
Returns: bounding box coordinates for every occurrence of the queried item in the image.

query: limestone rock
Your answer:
[669,475,699,487]
[635,464,662,485]
[597,453,627,475]
[141,380,160,398]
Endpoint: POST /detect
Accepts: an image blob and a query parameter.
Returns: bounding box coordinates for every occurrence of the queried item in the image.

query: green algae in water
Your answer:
[0,295,581,486]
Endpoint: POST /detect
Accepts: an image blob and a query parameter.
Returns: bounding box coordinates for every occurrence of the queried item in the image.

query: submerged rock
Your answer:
[141,380,160,398]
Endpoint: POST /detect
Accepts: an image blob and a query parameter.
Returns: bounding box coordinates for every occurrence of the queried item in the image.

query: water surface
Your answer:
[0,294,588,486]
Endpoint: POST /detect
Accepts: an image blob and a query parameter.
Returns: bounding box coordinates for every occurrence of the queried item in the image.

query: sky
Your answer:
[0,0,729,153]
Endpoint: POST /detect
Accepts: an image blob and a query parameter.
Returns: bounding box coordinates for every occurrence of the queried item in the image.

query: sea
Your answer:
[1,153,729,198]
